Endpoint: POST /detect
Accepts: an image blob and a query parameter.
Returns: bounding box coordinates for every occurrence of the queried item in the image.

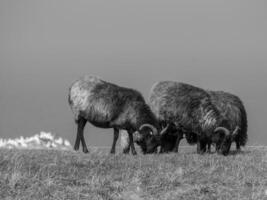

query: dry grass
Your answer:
[0,147,267,200]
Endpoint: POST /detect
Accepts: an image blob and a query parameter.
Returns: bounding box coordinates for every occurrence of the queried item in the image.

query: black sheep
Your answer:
[207,90,247,152]
[148,81,235,155]
[68,75,163,155]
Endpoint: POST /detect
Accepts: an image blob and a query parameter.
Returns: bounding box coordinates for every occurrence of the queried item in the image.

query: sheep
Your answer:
[148,81,237,155]
[185,91,247,154]
[68,75,164,155]
[207,90,247,152]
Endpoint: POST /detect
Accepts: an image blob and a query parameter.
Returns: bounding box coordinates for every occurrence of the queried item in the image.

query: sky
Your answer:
[0,0,267,147]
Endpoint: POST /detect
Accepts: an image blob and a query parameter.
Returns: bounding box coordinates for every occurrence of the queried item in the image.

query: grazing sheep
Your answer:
[148,81,237,155]
[68,75,162,155]
[208,90,247,152]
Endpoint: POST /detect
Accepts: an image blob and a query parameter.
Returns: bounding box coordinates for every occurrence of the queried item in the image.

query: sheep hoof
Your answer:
[173,148,178,153]
[197,149,205,155]
[123,149,130,154]
[83,148,89,153]
[235,150,241,154]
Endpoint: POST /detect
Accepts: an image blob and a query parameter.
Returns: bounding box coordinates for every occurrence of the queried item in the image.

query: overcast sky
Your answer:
[0,0,267,147]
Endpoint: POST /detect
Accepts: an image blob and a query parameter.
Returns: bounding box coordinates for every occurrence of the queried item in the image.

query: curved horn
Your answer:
[232,126,240,137]
[214,127,230,136]
[139,124,158,136]
[159,124,170,135]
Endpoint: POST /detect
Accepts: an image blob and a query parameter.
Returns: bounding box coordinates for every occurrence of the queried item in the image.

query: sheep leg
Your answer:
[123,132,131,154]
[80,129,89,153]
[128,131,137,155]
[197,140,206,154]
[74,119,82,151]
[74,117,88,153]
[235,140,241,152]
[173,132,183,153]
[110,128,119,154]
[207,142,211,153]
[159,144,167,153]
[123,144,130,154]
[215,143,220,153]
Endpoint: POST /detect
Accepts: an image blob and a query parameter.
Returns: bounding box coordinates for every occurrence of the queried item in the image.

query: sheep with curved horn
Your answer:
[68,75,161,155]
[208,90,247,152]
[148,81,234,155]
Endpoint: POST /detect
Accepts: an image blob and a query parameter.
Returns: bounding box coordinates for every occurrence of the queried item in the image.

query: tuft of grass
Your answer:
[0,147,267,200]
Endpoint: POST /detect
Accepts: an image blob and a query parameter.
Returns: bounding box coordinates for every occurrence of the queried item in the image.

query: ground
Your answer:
[0,147,267,200]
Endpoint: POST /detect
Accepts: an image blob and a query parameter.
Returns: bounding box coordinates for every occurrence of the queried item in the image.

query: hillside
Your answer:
[0,147,267,200]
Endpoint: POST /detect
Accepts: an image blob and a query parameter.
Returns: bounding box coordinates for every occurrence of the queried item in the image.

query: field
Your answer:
[0,147,267,200]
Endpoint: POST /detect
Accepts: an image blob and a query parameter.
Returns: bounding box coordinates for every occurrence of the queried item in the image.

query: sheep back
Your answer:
[149,81,219,136]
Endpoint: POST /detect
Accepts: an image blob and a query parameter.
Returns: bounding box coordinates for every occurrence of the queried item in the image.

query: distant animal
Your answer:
[68,75,166,155]
[148,81,238,155]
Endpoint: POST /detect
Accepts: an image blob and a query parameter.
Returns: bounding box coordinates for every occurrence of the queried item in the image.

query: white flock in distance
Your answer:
[0,132,71,150]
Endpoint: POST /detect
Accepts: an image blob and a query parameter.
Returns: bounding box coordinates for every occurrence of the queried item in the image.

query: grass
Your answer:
[0,147,267,200]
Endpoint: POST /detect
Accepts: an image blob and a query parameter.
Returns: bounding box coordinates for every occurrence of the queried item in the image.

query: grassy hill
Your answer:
[0,147,267,200]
